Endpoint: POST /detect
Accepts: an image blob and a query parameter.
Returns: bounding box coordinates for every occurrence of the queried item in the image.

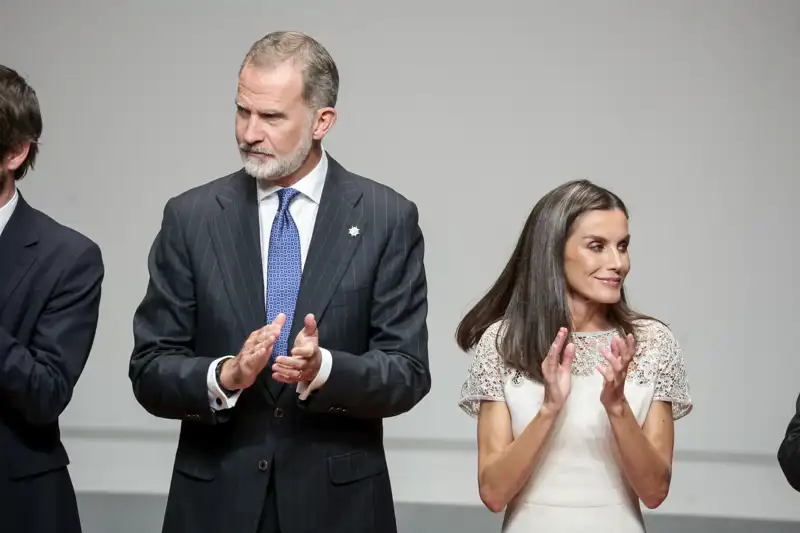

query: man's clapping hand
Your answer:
[272,313,321,384]
[219,313,286,391]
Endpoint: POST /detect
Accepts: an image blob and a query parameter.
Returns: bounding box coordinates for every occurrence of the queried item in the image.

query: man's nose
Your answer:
[242,118,264,145]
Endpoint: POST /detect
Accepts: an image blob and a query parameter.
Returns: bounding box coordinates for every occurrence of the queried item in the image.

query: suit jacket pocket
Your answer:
[327,451,385,485]
[174,452,218,481]
[8,448,69,480]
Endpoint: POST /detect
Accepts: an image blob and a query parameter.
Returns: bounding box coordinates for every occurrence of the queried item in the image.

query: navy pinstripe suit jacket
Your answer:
[129,155,430,533]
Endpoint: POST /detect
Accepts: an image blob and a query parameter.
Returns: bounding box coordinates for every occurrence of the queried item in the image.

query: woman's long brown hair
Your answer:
[455,179,660,383]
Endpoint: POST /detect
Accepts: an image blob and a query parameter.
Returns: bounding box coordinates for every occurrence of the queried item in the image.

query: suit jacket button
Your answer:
[258,460,269,472]
[274,408,283,418]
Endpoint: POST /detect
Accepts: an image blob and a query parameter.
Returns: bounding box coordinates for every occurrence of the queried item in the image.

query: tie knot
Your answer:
[276,187,300,212]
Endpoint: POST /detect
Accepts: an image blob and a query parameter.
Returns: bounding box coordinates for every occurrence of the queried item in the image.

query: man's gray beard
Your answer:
[240,131,313,181]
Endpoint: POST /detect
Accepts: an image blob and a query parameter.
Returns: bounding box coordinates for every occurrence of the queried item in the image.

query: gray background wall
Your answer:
[1,0,798,531]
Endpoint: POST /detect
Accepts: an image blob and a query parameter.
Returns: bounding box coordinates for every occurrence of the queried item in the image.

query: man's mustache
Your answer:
[239,143,274,156]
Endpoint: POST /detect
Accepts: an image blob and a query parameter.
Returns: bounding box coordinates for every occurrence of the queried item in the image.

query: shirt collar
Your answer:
[0,186,19,236]
[256,149,328,204]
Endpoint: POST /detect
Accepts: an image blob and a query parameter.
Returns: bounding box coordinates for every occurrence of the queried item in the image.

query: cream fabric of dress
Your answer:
[459,319,692,533]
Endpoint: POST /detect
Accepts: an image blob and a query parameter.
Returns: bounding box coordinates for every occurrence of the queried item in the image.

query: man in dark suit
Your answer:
[778,392,800,492]
[0,65,104,533]
[129,31,430,533]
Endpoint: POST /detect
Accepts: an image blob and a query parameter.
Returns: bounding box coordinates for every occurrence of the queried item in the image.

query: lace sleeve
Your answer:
[458,322,506,418]
[651,323,693,420]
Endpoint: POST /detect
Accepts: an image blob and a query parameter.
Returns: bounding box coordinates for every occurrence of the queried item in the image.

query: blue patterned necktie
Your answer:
[266,187,302,361]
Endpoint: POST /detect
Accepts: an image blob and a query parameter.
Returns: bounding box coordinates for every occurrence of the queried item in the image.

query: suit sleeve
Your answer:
[298,201,430,418]
[0,243,103,426]
[129,199,226,425]
[778,392,800,491]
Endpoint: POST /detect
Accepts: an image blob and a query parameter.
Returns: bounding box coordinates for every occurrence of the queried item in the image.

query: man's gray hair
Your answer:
[241,31,339,110]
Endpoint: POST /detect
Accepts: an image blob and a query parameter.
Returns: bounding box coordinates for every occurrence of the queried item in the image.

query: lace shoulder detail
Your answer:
[632,319,693,420]
[458,321,508,418]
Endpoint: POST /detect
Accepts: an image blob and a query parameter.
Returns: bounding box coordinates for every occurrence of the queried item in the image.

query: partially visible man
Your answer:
[0,65,105,533]
[129,31,430,533]
[778,392,800,492]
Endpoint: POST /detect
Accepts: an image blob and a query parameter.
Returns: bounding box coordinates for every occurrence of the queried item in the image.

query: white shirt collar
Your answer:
[256,150,328,204]
[0,186,19,236]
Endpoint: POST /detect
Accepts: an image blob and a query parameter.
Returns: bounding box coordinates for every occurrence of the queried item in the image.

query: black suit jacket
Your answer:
[0,193,104,533]
[129,156,430,533]
[778,392,800,492]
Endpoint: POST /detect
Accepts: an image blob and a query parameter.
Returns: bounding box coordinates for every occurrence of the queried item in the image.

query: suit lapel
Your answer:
[208,171,266,342]
[0,194,39,314]
[268,157,365,400]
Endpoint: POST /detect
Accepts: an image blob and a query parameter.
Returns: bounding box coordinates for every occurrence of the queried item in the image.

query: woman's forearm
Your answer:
[479,405,559,512]
[607,401,671,508]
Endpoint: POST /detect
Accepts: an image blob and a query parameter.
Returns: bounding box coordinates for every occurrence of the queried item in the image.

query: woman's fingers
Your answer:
[543,327,568,377]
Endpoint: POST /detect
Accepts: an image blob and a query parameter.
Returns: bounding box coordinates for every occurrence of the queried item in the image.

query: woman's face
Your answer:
[563,208,630,306]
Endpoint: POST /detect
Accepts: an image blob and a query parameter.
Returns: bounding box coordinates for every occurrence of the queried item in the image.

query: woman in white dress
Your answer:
[456,180,692,532]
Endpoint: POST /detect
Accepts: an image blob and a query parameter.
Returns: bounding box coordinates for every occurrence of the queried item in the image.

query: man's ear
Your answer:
[2,141,31,173]
[312,108,337,141]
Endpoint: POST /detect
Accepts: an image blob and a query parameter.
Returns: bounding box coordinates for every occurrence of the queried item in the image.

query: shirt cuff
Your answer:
[207,356,242,411]
[297,347,332,401]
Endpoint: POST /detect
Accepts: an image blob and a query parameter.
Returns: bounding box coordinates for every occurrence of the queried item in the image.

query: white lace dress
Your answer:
[459,319,692,533]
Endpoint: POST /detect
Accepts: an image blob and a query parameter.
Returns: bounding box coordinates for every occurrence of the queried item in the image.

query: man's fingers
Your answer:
[241,329,262,354]
[304,313,317,336]
[272,371,300,384]
[242,347,269,378]
[271,365,304,383]
[250,314,285,347]
[290,343,315,358]
[273,356,306,370]
[264,324,282,342]
[253,334,277,356]
[243,323,276,354]
[272,363,299,375]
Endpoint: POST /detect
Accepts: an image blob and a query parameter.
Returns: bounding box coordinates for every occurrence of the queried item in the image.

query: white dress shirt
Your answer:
[0,187,19,237]
[207,152,334,410]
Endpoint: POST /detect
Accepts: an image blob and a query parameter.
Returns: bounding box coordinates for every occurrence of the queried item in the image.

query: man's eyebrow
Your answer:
[235,102,286,117]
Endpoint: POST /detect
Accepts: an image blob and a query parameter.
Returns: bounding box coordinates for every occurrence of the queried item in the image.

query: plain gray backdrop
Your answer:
[1,0,798,531]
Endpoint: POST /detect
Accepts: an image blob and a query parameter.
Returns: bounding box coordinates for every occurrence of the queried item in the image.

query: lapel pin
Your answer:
[348,226,360,237]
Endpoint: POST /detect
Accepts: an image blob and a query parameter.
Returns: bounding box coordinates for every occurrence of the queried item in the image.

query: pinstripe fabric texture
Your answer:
[130,154,430,533]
